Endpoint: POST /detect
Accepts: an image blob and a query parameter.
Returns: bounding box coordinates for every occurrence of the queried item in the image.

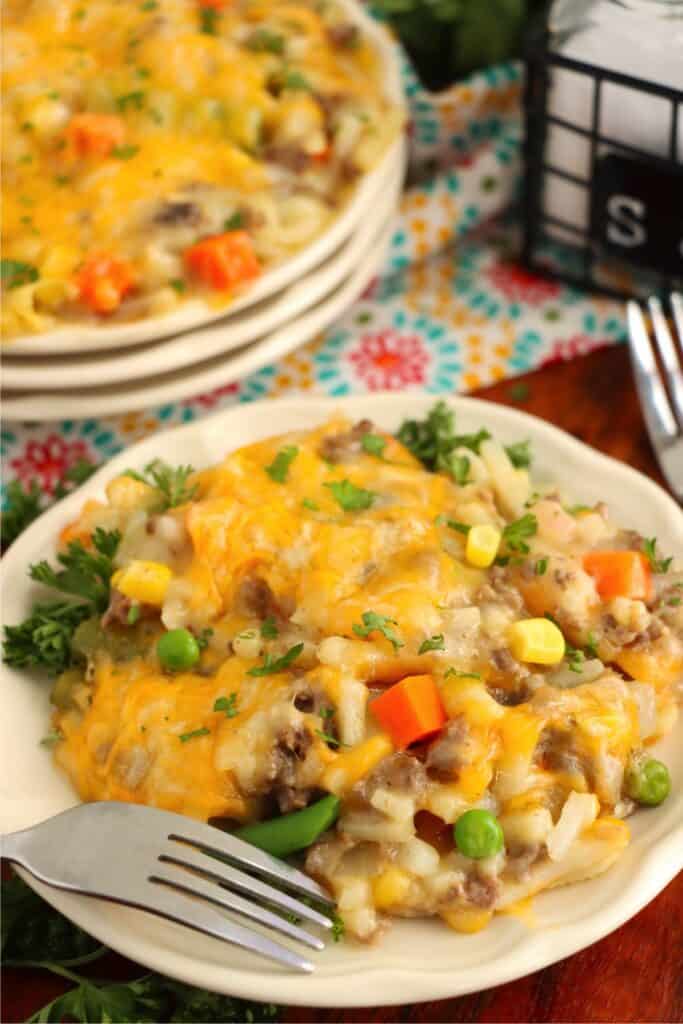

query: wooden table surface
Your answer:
[3,343,682,1024]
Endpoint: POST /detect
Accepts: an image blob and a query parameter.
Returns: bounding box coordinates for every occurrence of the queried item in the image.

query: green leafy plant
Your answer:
[371,0,545,91]
[3,873,281,1023]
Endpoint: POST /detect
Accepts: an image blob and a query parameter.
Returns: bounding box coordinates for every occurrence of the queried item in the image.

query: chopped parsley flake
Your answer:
[111,144,140,160]
[302,498,319,511]
[418,634,445,654]
[260,616,278,639]
[40,730,64,748]
[247,29,285,54]
[584,631,599,658]
[247,643,304,676]
[116,91,145,112]
[353,611,403,651]
[224,211,244,231]
[444,668,481,680]
[325,479,376,512]
[534,557,548,576]
[213,694,239,718]
[361,433,387,458]
[199,7,219,34]
[169,278,186,293]
[439,517,470,535]
[1,259,39,289]
[643,537,672,574]
[126,604,141,625]
[179,727,211,743]
[282,69,311,90]
[505,440,532,469]
[502,513,537,554]
[315,729,346,748]
[265,446,298,483]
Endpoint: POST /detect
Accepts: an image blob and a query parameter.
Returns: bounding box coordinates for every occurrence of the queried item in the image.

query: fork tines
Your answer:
[626,292,683,502]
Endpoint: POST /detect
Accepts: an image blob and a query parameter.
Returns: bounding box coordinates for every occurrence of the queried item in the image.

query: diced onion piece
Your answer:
[396,837,441,877]
[546,791,599,862]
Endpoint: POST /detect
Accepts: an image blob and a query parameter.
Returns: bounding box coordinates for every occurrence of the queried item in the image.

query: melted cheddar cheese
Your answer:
[26,413,683,941]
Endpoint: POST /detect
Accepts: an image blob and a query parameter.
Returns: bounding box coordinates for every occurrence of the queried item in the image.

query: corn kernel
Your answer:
[465,524,501,568]
[111,560,173,606]
[507,618,565,665]
[372,867,411,910]
[441,907,493,933]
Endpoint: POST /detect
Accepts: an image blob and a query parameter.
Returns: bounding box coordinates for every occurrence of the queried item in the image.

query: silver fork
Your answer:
[1,801,336,973]
[627,293,683,503]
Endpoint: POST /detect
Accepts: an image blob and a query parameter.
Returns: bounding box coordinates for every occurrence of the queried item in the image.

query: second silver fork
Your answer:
[627,293,683,502]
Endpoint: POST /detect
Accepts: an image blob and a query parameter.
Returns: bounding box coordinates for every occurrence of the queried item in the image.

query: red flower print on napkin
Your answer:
[349,329,429,390]
[10,435,90,496]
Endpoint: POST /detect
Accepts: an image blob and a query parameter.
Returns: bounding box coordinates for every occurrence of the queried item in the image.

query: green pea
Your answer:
[625,758,670,807]
[454,809,504,859]
[157,629,200,672]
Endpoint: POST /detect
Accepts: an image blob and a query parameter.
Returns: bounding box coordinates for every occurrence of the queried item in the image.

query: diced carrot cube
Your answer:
[184,231,260,291]
[370,674,447,749]
[66,113,126,158]
[583,550,653,601]
[75,255,135,314]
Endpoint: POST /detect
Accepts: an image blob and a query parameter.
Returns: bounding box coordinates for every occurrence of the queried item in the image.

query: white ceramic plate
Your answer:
[4,0,405,358]
[1,154,404,391]
[1,214,393,421]
[1,394,682,1008]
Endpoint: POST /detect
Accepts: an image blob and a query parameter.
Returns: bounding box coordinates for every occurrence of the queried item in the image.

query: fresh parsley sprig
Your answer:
[29,529,120,611]
[125,460,198,510]
[396,402,532,484]
[2,602,91,675]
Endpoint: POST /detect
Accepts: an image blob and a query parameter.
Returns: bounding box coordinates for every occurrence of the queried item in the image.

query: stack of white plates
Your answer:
[1,3,405,422]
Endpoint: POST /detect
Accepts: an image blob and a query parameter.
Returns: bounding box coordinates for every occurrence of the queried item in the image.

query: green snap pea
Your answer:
[454,808,504,859]
[625,758,670,807]
[157,628,200,671]
[235,794,341,858]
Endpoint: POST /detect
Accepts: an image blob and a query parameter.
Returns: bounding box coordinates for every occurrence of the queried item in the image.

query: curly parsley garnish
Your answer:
[3,602,91,675]
[125,460,197,510]
[396,402,532,481]
[353,611,403,651]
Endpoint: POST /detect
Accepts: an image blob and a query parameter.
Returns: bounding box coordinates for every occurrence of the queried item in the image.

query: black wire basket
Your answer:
[522,27,683,300]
